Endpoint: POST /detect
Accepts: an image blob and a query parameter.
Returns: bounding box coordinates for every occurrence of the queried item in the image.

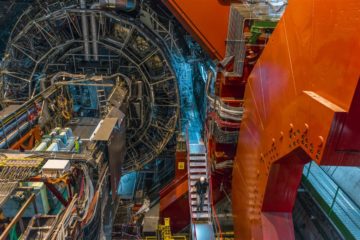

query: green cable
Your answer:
[9,224,18,240]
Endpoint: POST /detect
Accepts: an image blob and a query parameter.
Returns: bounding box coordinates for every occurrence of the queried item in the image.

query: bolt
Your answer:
[318,136,324,147]
[304,123,309,132]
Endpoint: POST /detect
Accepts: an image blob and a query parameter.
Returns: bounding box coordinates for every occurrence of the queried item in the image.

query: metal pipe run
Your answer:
[80,0,90,61]
[0,108,37,148]
[91,4,100,61]
[206,70,244,121]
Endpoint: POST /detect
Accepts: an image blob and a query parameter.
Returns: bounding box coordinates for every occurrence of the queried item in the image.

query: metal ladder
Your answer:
[21,215,58,239]
[97,87,107,117]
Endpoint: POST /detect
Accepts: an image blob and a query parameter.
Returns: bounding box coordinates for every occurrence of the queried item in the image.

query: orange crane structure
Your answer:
[162,0,360,239]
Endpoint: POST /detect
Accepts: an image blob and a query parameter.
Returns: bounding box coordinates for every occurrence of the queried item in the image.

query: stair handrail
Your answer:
[186,126,197,240]
[208,153,223,240]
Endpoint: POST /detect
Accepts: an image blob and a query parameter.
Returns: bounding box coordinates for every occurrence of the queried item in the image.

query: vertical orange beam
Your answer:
[232,0,360,239]
[162,0,229,60]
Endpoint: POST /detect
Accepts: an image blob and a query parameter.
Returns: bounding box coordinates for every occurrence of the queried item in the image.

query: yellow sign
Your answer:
[178,162,185,170]
[164,218,170,226]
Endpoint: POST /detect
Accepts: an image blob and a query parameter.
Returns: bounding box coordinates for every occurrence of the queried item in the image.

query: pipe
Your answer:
[0,109,36,144]
[0,113,28,138]
[99,0,137,12]
[206,70,244,121]
[90,4,100,61]
[0,122,31,149]
[33,138,52,151]
[46,142,59,152]
[90,13,98,61]
[80,0,90,61]
[34,141,48,151]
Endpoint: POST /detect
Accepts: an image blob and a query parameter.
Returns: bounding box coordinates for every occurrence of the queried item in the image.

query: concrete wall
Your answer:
[322,166,360,207]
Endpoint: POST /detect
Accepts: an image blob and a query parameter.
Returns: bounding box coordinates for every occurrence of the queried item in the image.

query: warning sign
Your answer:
[178,162,185,170]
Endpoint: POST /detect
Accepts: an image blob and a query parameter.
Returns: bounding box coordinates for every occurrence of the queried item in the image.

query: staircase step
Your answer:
[191,180,209,186]
[190,174,206,180]
[191,200,209,205]
[192,213,209,219]
[189,156,207,160]
[189,144,206,153]
[189,168,207,173]
[190,153,206,157]
[190,153,206,156]
[192,206,209,212]
[191,194,208,199]
[190,162,207,167]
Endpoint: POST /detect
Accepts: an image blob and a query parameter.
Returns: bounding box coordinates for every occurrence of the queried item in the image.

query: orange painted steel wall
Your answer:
[161,0,229,60]
[232,0,360,239]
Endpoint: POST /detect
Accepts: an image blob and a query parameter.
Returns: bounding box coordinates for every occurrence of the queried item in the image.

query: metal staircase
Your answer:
[188,143,210,220]
[187,142,215,240]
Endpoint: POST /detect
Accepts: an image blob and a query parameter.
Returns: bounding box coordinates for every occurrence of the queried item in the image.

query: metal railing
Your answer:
[209,172,223,240]
[185,127,197,240]
[303,162,360,239]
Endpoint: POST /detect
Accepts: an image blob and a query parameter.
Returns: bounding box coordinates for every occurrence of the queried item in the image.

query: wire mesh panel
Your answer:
[226,5,246,76]
[0,181,18,207]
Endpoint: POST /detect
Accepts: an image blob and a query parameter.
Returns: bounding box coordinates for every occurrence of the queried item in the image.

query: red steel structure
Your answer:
[232,0,360,239]
[164,0,360,239]
[162,0,229,60]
